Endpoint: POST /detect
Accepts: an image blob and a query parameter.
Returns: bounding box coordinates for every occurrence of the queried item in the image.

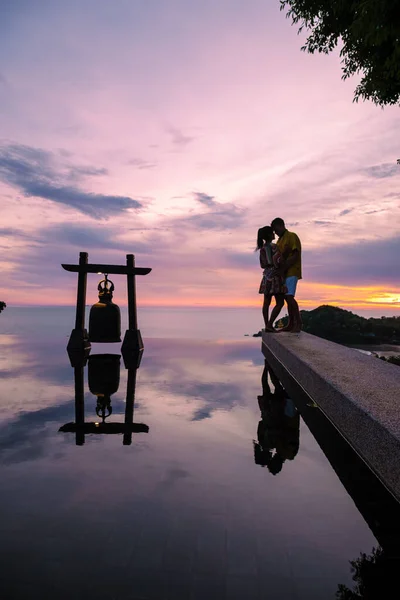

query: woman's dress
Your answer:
[258,243,287,295]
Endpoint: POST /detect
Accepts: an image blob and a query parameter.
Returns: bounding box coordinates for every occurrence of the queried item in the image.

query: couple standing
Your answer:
[257,217,302,333]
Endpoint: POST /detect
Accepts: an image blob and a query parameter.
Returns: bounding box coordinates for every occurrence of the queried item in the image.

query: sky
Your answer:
[0,0,399,315]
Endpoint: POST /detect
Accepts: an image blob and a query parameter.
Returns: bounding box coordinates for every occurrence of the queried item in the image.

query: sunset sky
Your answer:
[1,0,399,315]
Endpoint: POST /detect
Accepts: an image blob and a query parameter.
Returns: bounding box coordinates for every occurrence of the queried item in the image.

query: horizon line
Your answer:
[3,303,400,316]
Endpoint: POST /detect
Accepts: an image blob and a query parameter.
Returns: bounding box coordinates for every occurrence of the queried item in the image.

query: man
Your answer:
[271,218,302,332]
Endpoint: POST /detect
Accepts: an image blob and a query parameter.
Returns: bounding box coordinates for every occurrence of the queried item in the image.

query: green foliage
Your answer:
[0,301,6,313]
[277,305,400,344]
[280,0,400,106]
[336,546,394,599]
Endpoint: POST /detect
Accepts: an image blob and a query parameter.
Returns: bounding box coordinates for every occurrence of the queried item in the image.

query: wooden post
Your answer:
[121,253,143,356]
[74,365,85,446]
[75,252,88,330]
[123,367,137,445]
[67,252,91,351]
[126,254,138,331]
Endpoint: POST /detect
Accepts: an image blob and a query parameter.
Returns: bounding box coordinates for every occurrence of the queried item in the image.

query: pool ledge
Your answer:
[262,331,400,502]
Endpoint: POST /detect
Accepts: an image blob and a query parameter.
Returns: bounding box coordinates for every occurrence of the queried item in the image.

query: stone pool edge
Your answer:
[262,331,400,503]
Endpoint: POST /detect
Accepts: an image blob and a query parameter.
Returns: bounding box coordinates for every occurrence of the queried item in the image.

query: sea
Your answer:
[1,305,265,340]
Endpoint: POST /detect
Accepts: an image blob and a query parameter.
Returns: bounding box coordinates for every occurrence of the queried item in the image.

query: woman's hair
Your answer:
[256,226,273,250]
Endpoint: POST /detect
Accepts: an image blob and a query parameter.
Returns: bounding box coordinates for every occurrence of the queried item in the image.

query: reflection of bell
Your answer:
[88,354,121,398]
[89,277,121,343]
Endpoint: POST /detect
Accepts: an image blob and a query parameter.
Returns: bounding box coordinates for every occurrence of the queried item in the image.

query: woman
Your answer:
[256,226,286,331]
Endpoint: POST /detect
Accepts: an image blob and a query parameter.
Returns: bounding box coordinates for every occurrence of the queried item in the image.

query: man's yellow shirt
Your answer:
[276,230,302,279]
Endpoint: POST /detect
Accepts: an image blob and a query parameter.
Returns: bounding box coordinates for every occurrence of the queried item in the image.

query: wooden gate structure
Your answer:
[62,252,151,356]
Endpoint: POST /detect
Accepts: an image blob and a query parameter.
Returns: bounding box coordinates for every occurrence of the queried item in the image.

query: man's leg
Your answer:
[278,296,294,331]
[293,298,302,332]
[262,295,271,329]
[278,277,300,332]
[268,295,284,330]
[285,295,301,332]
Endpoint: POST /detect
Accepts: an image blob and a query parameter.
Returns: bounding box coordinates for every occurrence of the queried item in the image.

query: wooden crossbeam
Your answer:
[59,422,149,434]
[62,264,151,275]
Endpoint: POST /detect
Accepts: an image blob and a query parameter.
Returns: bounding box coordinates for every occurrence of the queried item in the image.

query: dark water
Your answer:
[0,308,396,599]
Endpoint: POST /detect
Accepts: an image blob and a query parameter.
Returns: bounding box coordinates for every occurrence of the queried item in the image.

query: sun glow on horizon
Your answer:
[368,294,400,305]
[4,281,400,316]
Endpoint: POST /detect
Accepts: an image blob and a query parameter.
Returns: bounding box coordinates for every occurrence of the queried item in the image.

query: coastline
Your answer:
[252,330,400,360]
[346,343,400,358]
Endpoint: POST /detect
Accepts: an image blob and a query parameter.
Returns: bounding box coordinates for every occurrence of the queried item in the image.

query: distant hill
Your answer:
[277,305,400,345]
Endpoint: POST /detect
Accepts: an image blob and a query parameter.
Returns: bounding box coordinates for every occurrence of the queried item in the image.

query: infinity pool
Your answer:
[0,308,396,599]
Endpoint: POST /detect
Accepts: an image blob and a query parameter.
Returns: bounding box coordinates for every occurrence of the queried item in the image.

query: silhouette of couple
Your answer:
[253,359,299,475]
[257,217,302,332]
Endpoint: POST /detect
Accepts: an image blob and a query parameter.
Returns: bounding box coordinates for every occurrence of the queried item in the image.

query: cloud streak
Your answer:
[166,126,195,148]
[364,163,400,179]
[184,192,246,230]
[0,143,143,219]
[37,223,154,253]
[304,236,400,285]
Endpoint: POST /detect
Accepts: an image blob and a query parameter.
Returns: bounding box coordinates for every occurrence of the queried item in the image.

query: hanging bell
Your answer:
[88,354,121,421]
[89,276,121,343]
[88,354,121,397]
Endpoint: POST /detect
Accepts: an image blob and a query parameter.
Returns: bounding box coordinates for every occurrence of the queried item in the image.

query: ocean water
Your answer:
[0,306,395,599]
[1,306,266,340]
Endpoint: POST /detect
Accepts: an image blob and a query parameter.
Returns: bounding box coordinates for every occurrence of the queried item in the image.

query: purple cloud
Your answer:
[305,236,400,285]
[364,163,400,179]
[0,143,143,219]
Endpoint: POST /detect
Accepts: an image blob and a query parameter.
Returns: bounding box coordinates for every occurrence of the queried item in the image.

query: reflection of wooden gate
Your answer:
[62,252,151,353]
[59,352,149,447]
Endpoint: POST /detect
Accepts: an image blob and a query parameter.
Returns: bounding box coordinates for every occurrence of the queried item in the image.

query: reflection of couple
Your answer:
[256,217,302,332]
[253,360,300,475]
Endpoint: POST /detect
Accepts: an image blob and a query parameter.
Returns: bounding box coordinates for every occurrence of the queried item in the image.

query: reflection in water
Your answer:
[336,547,398,599]
[59,349,149,445]
[89,354,121,421]
[2,315,398,599]
[253,359,299,474]
[261,346,400,599]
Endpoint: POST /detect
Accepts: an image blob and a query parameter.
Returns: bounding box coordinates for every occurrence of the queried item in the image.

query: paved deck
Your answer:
[262,331,400,502]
